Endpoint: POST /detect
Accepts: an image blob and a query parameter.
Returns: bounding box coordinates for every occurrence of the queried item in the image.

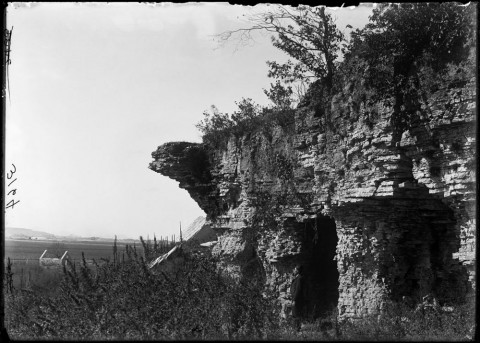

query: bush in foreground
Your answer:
[5,246,281,340]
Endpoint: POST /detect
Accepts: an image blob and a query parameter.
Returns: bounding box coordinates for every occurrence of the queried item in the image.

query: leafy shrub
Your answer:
[263,79,294,110]
[195,101,257,148]
[196,98,294,149]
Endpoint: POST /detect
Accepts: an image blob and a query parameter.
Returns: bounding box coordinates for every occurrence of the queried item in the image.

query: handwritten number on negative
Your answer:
[7,163,16,179]
[6,164,19,209]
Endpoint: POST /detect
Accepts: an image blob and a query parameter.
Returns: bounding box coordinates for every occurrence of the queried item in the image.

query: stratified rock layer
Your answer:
[150,80,476,319]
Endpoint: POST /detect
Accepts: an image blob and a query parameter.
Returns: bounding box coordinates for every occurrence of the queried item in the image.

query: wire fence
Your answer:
[4,258,100,267]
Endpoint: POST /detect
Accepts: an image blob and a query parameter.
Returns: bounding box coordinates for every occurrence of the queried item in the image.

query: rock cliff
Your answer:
[149,79,476,319]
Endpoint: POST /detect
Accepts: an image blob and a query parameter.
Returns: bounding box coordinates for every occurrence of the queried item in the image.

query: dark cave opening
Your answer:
[300,215,339,319]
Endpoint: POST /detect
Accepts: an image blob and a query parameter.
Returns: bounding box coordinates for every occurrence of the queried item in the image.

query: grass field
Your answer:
[4,239,145,292]
[5,239,144,261]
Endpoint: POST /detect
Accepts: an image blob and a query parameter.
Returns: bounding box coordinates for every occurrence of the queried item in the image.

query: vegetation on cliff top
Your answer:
[196,3,476,148]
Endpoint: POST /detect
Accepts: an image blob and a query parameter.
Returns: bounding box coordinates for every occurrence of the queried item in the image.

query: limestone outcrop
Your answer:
[149,79,476,319]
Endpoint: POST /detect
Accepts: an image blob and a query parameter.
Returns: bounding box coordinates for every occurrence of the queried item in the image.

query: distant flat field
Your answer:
[5,239,143,261]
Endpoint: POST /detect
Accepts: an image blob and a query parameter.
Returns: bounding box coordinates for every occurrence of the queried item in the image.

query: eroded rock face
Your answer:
[149,81,476,319]
[149,142,218,214]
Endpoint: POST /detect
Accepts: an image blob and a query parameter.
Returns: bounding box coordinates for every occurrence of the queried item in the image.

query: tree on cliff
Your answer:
[341,3,475,96]
[217,5,344,105]
[338,2,476,134]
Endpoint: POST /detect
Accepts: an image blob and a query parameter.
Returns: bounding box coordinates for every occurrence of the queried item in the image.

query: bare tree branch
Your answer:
[215,5,343,85]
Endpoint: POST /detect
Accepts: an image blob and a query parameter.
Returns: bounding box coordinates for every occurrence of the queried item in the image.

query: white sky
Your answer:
[5,2,373,239]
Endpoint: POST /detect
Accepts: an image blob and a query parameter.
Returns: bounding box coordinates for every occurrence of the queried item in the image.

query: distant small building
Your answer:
[39,250,69,269]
